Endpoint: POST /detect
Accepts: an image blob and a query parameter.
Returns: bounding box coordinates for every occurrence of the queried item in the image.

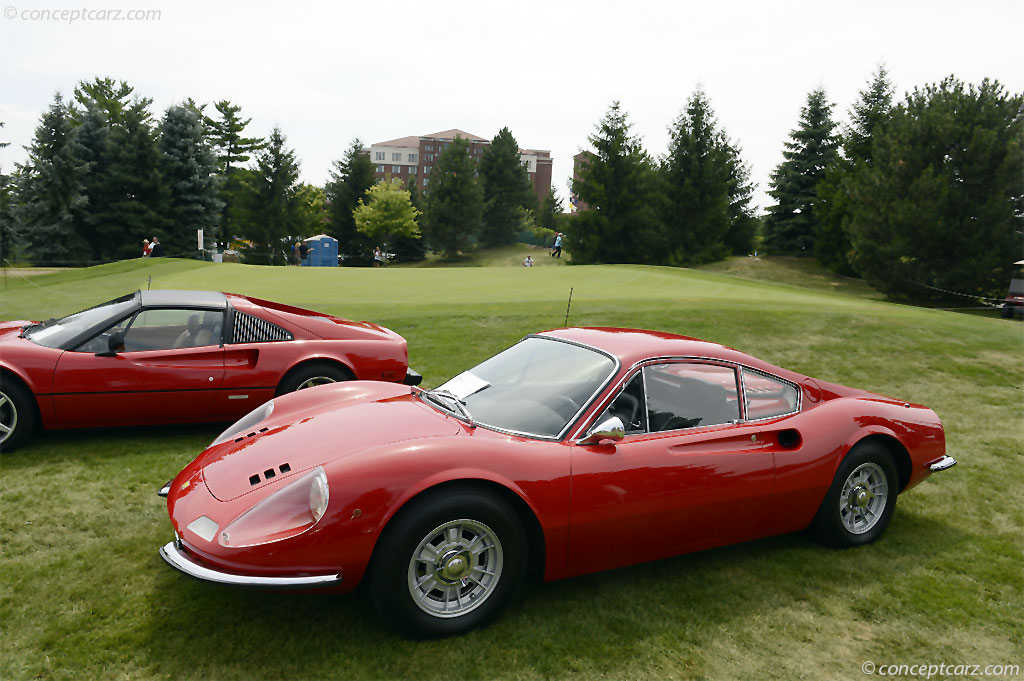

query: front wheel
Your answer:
[368,488,527,638]
[0,380,37,453]
[809,442,898,547]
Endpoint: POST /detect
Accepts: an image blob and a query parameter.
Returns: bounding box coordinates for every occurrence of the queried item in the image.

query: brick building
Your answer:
[368,129,552,204]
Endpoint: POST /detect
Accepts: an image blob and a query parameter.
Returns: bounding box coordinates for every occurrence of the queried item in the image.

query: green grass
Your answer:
[1,258,1022,680]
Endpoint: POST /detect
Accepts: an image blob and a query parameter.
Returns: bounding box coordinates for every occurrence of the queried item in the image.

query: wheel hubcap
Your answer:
[0,391,17,445]
[297,376,336,390]
[839,462,889,534]
[407,519,503,618]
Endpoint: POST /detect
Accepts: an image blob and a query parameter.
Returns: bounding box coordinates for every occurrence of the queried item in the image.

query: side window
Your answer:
[598,372,647,434]
[122,309,224,351]
[742,369,799,419]
[73,315,134,353]
[644,363,740,431]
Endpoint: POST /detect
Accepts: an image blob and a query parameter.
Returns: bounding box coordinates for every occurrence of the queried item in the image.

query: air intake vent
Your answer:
[232,312,293,344]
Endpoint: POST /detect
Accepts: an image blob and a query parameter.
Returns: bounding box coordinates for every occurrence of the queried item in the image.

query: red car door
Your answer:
[568,362,775,574]
[51,308,226,428]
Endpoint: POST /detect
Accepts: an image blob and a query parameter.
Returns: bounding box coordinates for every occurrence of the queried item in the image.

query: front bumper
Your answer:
[159,539,342,588]
[403,368,423,386]
[929,455,957,472]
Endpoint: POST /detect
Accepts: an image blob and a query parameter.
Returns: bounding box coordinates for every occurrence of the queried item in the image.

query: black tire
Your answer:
[368,487,527,638]
[809,442,898,548]
[276,362,352,395]
[0,379,37,453]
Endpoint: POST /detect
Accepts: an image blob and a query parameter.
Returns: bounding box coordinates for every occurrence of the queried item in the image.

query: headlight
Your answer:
[211,400,275,446]
[218,467,329,548]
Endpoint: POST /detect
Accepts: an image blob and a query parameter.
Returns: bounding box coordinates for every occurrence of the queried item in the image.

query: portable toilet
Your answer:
[301,234,339,267]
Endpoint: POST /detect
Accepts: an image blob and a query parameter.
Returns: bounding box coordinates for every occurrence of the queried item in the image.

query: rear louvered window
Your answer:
[231,312,293,343]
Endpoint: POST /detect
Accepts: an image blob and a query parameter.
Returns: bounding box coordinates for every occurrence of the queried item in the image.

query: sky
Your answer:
[2,0,1022,214]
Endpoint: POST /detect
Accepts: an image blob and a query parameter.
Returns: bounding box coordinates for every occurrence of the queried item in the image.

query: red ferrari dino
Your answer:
[159,328,955,637]
[0,290,419,451]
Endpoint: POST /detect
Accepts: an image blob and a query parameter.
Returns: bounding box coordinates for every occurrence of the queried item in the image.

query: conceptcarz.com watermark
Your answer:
[862,661,1020,678]
[3,6,161,23]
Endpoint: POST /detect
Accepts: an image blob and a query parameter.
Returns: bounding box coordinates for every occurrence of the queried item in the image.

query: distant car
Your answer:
[1001,262,1023,318]
[0,290,420,451]
[158,328,954,638]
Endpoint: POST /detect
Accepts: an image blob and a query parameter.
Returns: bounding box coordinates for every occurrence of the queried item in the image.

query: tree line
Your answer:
[569,69,1022,301]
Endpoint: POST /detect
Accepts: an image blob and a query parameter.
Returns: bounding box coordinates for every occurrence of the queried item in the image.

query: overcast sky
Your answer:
[2,0,1022,213]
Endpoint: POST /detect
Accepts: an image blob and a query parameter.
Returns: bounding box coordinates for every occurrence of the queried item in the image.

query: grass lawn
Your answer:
[1,258,1021,680]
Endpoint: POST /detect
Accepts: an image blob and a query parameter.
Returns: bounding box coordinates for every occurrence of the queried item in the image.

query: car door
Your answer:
[52,308,226,428]
[568,362,775,574]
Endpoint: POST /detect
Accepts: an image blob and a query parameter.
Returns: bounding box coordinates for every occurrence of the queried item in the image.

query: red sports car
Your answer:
[0,290,420,451]
[158,328,955,638]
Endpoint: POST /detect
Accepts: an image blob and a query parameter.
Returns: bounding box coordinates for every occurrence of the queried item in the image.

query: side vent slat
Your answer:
[231,312,293,344]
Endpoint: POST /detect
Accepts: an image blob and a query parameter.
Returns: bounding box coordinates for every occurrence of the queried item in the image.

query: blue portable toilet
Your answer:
[301,234,338,267]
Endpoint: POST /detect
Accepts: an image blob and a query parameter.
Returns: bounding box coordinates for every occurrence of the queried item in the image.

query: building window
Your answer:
[376,164,385,173]
[424,166,431,174]
[408,166,417,173]
[426,154,434,162]
[408,153,417,163]
[374,151,385,161]
[425,145,433,151]
[392,165,401,174]
[422,178,429,186]
[392,152,401,161]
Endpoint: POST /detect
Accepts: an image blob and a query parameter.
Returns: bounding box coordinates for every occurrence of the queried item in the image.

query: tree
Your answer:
[159,104,222,256]
[295,183,329,236]
[16,94,91,263]
[325,138,376,259]
[0,121,17,263]
[764,88,839,253]
[662,89,757,265]
[205,101,264,243]
[353,181,421,249]
[241,127,301,265]
[844,77,1023,300]
[422,136,484,258]
[538,186,563,231]
[478,127,534,247]
[815,66,894,274]
[569,101,667,264]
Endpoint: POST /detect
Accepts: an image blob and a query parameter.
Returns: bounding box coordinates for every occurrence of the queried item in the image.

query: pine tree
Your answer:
[325,138,376,259]
[16,94,91,263]
[570,101,667,264]
[242,127,301,265]
[663,89,756,264]
[538,186,562,231]
[205,101,264,244]
[815,66,894,274]
[422,136,484,258]
[845,77,1023,300]
[764,88,839,253]
[0,122,21,263]
[159,104,223,256]
[478,127,534,247]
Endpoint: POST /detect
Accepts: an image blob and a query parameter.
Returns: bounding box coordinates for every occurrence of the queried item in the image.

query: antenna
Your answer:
[564,287,573,327]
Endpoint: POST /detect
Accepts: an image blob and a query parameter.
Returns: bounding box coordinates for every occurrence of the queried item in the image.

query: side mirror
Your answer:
[576,416,625,445]
[97,331,126,357]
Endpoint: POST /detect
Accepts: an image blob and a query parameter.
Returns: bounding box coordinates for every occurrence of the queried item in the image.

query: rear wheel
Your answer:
[276,362,352,395]
[368,488,527,638]
[0,380,37,453]
[810,442,898,547]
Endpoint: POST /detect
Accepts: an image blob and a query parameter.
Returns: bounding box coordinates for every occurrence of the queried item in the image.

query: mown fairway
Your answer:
[1,259,1021,680]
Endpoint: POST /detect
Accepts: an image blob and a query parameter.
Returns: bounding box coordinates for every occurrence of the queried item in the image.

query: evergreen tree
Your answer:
[663,89,756,264]
[325,138,376,259]
[569,101,667,264]
[353,181,421,249]
[538,186,563,231]
[205,101,264,243]
[422,136,484,258]
[815,66,894,274]
[764,88,839,253]
[242,127,301,265]
[0,121,15,263]
[845,77,1023,300]
[16,94,91,263]
[159,104,223,256]
[478,127,533,247]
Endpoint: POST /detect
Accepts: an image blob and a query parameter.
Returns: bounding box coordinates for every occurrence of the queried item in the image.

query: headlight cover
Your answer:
[218,467,329,548]
[211,399,275,447]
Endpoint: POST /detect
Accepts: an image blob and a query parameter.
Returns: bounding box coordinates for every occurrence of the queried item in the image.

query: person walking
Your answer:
[551,233,562,258]
[373,247,383,267]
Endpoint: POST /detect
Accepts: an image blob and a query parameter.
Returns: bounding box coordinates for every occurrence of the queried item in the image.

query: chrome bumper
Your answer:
[159,540,342,588]
[929,455,957,472]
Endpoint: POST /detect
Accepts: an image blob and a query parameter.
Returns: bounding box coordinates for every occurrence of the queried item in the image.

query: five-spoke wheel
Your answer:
[276,362,352,395]
[0,380,36,453]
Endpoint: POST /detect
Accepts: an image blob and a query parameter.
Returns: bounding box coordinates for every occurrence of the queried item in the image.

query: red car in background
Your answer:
[158,328,955,638]
[0,290,420,451]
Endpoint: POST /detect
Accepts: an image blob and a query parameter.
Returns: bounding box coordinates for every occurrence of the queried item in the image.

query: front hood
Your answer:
[200,384,461,501]
[0,320,33,341]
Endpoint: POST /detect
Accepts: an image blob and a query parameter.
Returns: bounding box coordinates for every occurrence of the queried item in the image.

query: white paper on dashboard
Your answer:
[439,372,490,400]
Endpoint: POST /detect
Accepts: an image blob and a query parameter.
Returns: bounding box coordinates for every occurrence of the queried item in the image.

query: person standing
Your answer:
[142,239,152,257]
[373,247,383,267]
[551,233,562,258]
[150,237,165,257]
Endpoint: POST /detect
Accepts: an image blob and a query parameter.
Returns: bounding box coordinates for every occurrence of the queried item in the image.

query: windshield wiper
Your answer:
[424,389,476,429]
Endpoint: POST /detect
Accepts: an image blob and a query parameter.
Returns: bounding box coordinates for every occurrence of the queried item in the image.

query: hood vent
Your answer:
[249,462,291,486]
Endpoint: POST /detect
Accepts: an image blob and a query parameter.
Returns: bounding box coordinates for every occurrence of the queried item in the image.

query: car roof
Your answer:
[138,290,228,309]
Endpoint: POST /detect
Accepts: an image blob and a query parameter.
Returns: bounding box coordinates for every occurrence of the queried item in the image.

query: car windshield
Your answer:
[22,294,136,349]
[427,336,616,438]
